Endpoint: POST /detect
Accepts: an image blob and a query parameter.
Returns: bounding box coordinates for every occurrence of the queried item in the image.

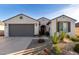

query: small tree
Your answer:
[74,44,79,53]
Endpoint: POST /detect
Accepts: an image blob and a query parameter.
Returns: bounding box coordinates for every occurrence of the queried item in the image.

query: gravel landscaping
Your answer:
[27,39,50,49]
[56,42,79,55]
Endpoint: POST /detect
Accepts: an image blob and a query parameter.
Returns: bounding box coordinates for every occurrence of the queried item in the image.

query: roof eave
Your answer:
[3,14,37,22]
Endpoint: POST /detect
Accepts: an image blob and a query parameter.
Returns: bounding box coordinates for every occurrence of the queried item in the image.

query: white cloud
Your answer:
[48,4,79,22]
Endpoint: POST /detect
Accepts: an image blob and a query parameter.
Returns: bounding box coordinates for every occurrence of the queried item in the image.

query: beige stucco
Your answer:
[50,15,76,36]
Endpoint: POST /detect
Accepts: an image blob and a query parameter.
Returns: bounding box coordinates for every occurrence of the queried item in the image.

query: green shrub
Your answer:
[59,32,66,41]
[53,44,61,55]
[66,34,71,39]
[51,32,59,44]
[70,36,79,42]
[74,44,79,53]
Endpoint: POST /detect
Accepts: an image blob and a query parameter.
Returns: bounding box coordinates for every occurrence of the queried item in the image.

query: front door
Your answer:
[40,25,46,35]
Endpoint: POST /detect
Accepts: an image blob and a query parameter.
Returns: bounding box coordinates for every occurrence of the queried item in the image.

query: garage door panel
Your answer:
[9,24,34,36]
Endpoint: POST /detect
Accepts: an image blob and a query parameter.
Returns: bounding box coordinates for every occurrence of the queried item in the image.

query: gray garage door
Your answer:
[9,24,34,37]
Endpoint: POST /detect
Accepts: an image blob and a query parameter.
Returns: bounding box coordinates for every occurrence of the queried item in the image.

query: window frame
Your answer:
[57,21,71,32]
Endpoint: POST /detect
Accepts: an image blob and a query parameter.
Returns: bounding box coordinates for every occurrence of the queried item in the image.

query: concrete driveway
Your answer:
[0,37,34,55]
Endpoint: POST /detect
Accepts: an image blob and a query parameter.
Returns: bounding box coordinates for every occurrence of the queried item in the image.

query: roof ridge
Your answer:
[51,14,76,21]
[37,17,50,20]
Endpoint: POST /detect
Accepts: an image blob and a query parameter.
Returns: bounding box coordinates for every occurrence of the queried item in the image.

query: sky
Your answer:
[0,4,79,22]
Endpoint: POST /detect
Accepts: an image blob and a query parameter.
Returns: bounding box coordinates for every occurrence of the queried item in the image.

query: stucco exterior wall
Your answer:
[4,15,38,24]
[50,20,56,36]
[34,23,39,35]
[4,14,39,37]
[50,15,76,36]
[4,24,9,37]
[38,20,49,26]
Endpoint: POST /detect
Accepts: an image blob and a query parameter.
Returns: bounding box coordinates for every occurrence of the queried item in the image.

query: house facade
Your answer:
[37,17,50,35]
[3,14,76,37]
[50,15,76,36]
[3,14,39,37]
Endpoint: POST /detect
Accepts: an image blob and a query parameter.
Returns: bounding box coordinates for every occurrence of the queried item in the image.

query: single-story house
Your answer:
[3,14,39,37]
[75,22,79,36]
[49,15,76,36]
[3,14,76,37]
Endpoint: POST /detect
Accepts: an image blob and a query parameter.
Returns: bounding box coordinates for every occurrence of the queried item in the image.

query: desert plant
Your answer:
[53,44,61,55]
[74,44,79,53]
[66,34,71,39]
[51,32,59,44]
[70,36,79,42]
[59,31,66,41]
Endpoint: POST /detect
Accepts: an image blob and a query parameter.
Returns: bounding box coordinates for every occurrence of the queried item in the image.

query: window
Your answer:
[20,16,23,19]
[57,22,70,32]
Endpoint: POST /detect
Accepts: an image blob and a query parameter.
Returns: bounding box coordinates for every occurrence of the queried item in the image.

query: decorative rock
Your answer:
[61,50,78,55]
[43,48,51,54]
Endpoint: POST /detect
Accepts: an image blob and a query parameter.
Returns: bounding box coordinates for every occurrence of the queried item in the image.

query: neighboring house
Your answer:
[3,14,39,37]
[49,15,76,36]
[37,17,50,35]
[3,14,76,37]
[75,22,79,36]
[0,21,4,36]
